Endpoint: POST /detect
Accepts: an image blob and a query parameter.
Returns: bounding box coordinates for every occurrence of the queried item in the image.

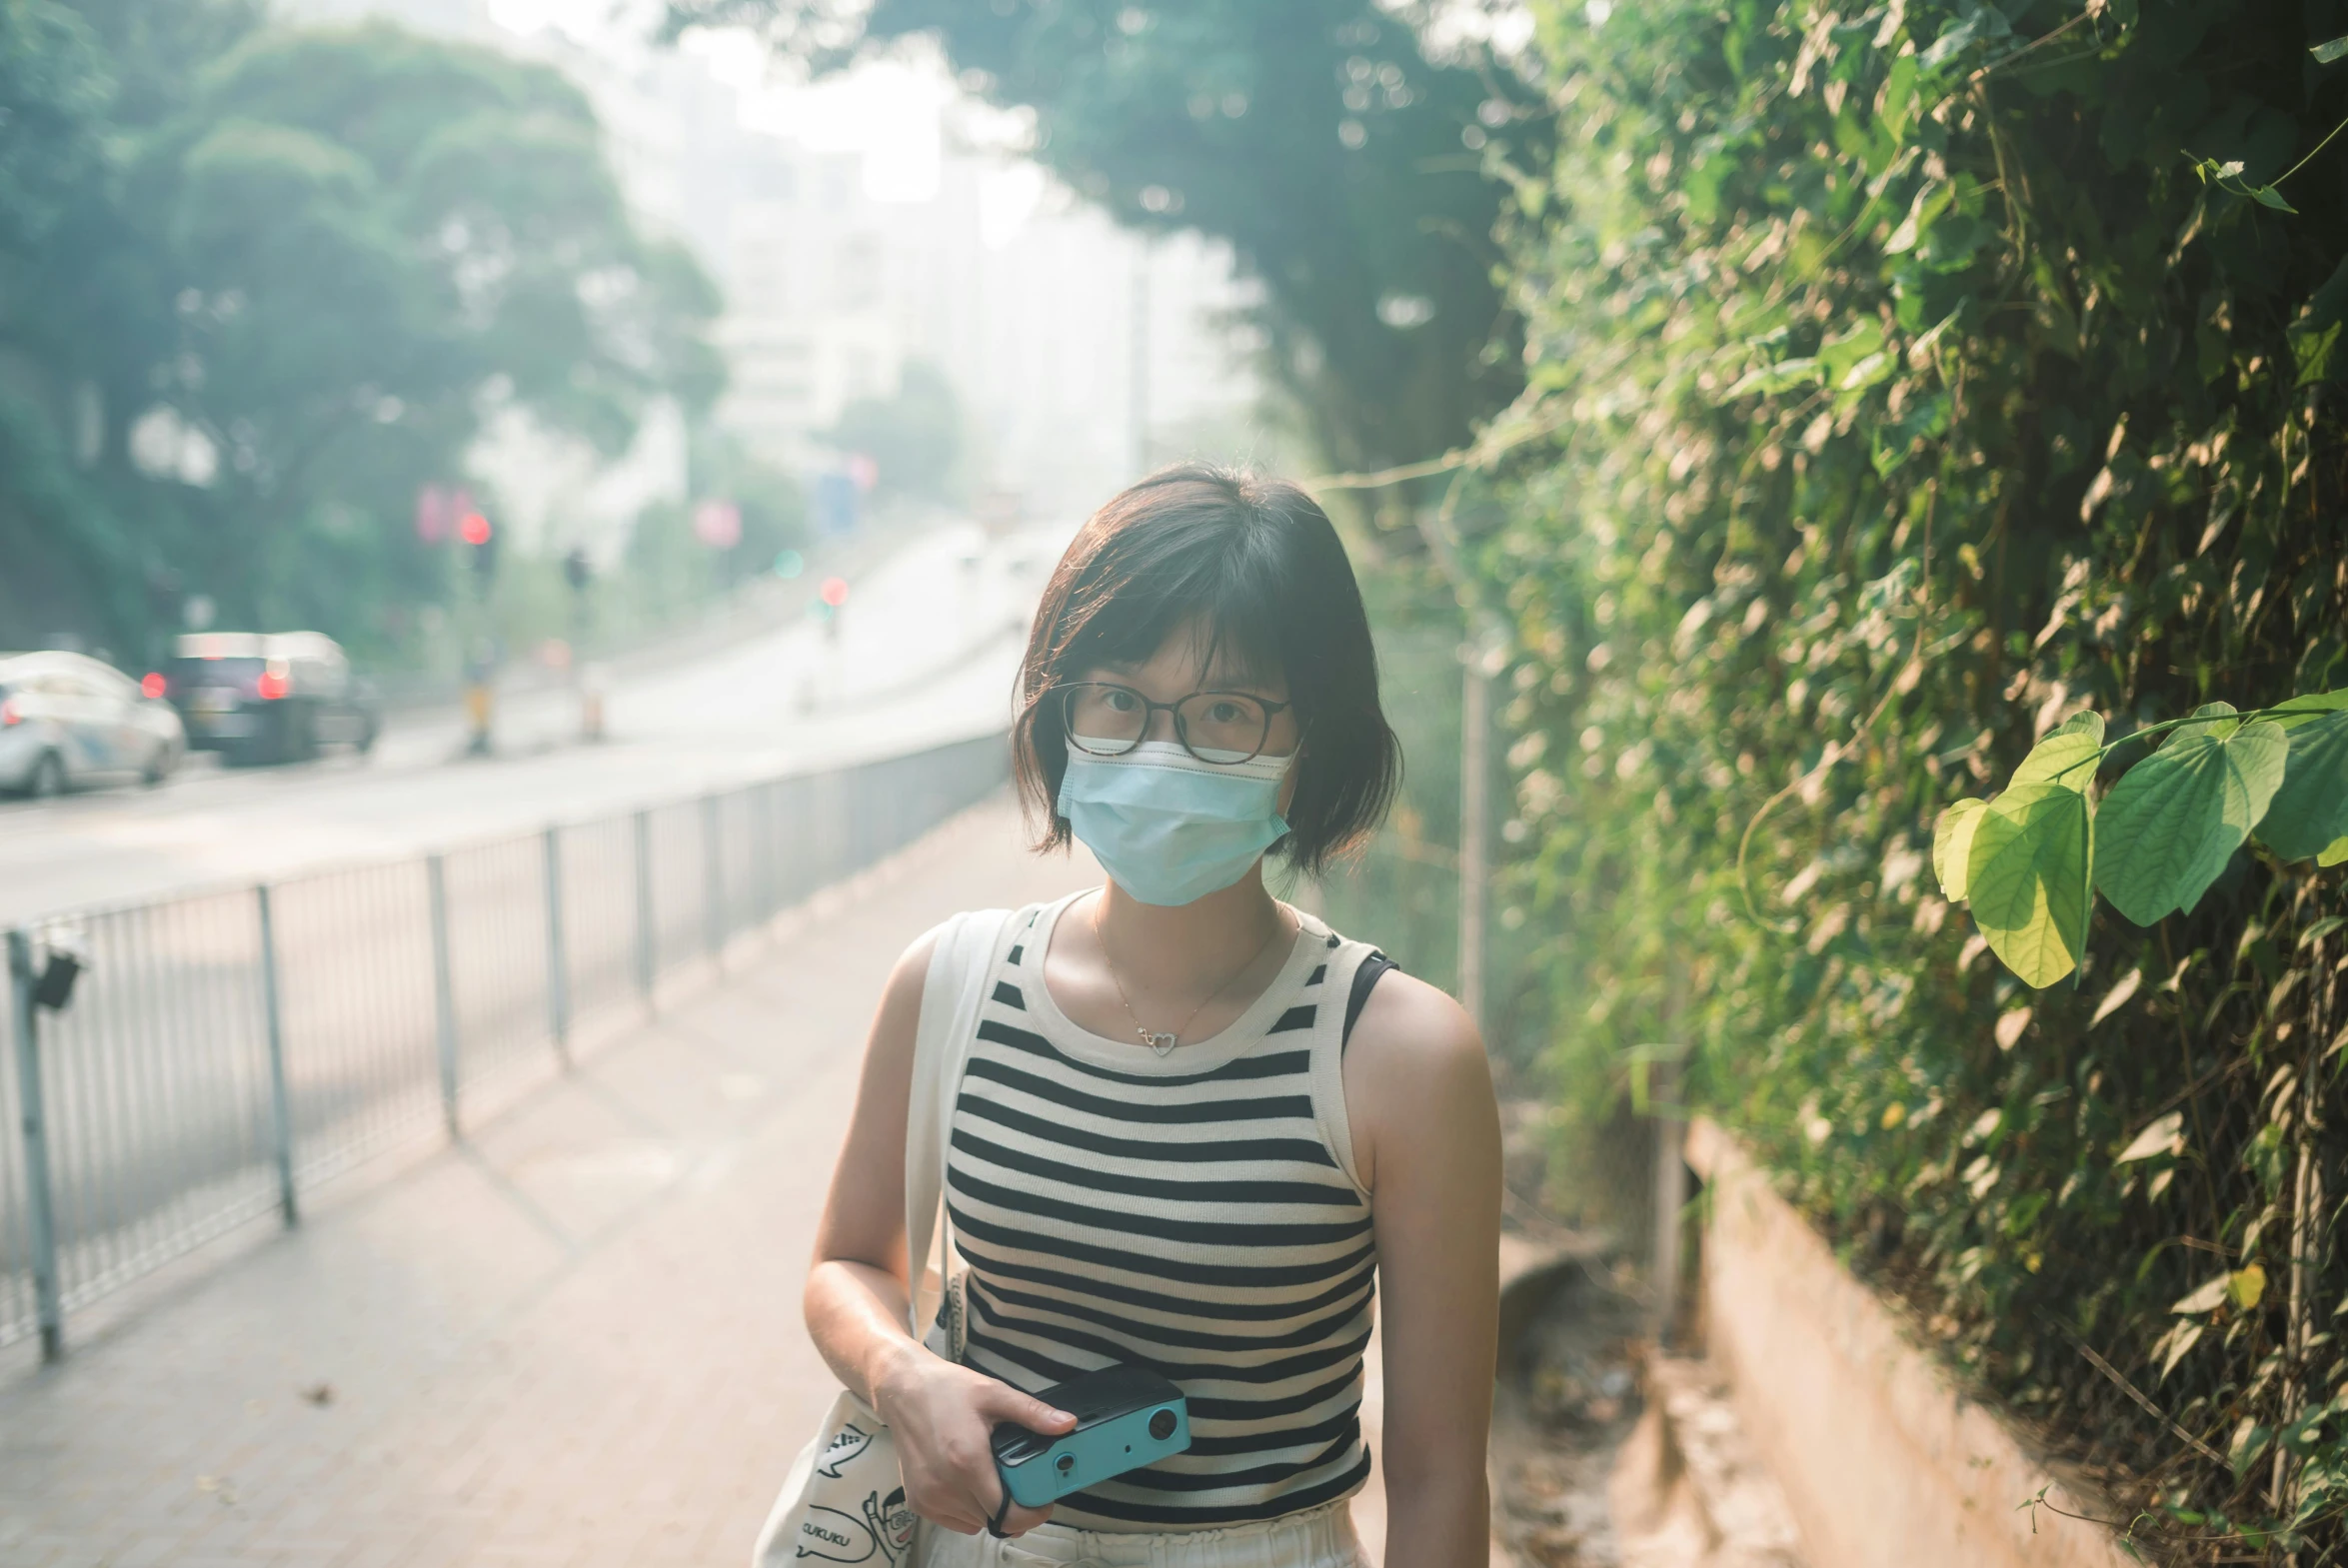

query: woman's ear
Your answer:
[1277,742,1306,816]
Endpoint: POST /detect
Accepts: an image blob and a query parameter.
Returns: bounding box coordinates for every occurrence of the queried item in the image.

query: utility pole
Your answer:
[1130,237,1152,481]
[1652,955,1690,1348]
[1458,622,1504,1038]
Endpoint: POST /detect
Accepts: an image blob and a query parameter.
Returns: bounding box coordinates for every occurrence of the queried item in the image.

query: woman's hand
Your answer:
[873,1341,1076,1537]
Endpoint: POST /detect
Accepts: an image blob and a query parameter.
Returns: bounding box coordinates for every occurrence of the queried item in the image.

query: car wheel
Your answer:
[141,744,172,787]
[26,752,65,798]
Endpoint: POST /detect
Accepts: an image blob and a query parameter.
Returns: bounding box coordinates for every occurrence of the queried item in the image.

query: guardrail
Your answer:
[0,732,1009,1359]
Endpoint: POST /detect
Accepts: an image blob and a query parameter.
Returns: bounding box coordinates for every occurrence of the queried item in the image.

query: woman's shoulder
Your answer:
[1343,964,1484,1077]
[1305,916,1477,1061]
[1336,963,1493,1190]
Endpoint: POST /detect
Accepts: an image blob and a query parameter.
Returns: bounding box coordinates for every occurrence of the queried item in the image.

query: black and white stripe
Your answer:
[944,897,1378,1530]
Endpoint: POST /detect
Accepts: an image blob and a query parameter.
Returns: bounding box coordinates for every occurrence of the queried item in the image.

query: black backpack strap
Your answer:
[1341,951,1397,1052]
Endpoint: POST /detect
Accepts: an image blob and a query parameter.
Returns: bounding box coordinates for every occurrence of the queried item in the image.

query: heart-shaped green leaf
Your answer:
[2173,701,2243,743]
[2258,707,2348,861]
[2268,689,2348,731]
[1933,797,1988,900]
[2010,710,2106,790]
[2095,713,2289,924]
[1966,783,2092,988]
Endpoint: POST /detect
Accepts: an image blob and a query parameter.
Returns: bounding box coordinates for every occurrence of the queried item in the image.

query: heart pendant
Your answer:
[1142,1030,1177,1056]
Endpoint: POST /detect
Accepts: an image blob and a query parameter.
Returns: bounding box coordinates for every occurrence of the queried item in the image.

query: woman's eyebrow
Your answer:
[1201,673,1288,697]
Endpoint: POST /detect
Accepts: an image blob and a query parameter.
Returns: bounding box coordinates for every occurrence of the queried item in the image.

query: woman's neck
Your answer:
[1092,866,1291,994]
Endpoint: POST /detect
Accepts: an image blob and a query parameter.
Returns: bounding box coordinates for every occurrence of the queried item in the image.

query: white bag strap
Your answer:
[904,904,1021,1337]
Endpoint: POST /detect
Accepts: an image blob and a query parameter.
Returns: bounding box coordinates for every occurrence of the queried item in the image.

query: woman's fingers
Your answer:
[998,1499,1055,1536]
[972,1377,1076,1435]
[966,1379,1066,1539]
[898,1367,1074,1536]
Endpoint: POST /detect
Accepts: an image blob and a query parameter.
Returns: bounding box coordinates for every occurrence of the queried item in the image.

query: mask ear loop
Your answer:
[1269,713,1313,864]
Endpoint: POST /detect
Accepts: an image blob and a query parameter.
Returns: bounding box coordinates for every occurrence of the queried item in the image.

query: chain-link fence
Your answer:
[0,731,1008,1359]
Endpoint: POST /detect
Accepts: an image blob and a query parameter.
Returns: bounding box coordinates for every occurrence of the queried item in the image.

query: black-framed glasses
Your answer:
[1055,682,1293,766]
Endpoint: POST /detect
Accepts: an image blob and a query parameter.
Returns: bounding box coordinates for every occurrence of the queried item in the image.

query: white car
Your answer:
[0,652,187,797]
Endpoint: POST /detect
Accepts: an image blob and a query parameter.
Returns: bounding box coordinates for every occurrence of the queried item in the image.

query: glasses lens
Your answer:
[1065,685,1146,754]
[1176,693,1270,763]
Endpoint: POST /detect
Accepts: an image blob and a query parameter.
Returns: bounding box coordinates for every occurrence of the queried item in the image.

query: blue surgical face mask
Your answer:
[1058,738,1293,907]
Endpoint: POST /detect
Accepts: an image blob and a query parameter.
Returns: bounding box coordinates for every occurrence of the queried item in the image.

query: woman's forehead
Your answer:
[1094,620,1285,693]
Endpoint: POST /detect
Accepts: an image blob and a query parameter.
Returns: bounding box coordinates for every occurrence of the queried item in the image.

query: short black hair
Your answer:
[1013,463,1401,875]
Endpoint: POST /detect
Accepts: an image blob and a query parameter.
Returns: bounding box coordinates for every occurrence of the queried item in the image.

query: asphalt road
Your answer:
[0,521,1068,924]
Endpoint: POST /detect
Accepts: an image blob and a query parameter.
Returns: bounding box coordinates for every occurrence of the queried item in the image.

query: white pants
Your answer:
[912,1500,1367,1568]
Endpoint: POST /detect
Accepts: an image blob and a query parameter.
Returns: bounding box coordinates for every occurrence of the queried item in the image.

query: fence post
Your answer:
[633,808,656,1005]
[702,793,725,965]
[6,929,65,1362]
[757,782,779,931]
[254,887,299,1227]
[426,854,460,1138]
[543,825,571,1067]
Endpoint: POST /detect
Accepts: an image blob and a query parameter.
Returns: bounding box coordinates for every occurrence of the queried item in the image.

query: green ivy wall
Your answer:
[1481,0,2348,1552]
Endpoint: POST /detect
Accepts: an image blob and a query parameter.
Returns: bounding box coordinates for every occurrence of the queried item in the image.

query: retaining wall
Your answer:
[1685,1117,2138,1568]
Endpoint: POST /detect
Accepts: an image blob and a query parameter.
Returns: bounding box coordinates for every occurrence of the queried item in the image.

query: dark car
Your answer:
[163,632,379,766]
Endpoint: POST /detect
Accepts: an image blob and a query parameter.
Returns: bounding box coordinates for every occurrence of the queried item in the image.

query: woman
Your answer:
[805,467,1501,1567]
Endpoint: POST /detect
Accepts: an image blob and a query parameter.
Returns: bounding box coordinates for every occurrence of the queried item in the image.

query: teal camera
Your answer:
[991,1365,1191,1508]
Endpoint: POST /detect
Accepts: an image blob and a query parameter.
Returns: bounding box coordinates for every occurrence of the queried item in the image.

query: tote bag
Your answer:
[753,906,1020,1567]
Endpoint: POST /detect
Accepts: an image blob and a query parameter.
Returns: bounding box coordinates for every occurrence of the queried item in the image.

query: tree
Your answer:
[665,0,1546,483]
[0,5,726,660]
[0,0,141,646]
[142,23,725,643]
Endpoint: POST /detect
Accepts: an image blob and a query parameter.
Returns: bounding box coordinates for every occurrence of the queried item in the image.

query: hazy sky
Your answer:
[486,0,994,205]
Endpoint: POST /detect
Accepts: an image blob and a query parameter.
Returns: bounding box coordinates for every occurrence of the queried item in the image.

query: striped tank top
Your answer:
[943,891,1384,1531]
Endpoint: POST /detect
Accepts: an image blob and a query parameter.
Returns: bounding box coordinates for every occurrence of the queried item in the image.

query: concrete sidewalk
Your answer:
[0,797,1098,1568]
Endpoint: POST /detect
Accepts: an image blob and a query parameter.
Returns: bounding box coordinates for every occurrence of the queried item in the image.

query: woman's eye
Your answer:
[1207,701,1244,724]
[1103,689,1140,712]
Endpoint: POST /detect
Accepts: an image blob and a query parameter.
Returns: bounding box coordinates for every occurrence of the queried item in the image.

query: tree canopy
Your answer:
[0,3,723,660]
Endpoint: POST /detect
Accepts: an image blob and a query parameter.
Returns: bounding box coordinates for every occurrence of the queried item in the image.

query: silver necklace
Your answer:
[1092,898,1290,1056]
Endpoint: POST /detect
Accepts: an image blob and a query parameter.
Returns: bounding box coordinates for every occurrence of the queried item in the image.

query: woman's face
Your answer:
[1072,623,1302,807]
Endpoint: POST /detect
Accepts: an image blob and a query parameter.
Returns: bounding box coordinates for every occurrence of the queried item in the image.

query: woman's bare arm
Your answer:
[1345,972,1502,1568]
[803,931,1073,1537]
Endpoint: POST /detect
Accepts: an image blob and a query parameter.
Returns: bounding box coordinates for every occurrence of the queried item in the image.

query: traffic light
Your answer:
[460,512,496,581]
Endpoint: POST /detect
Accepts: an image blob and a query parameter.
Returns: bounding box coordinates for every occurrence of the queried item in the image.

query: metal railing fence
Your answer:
[1,731,1009,1358]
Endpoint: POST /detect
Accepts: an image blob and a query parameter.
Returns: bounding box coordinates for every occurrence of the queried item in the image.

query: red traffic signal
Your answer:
[458,512,492,547]
[820,577,850,608]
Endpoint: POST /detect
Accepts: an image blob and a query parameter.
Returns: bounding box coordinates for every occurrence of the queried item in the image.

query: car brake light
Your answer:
[0,699,17,727]
[257,669,289,701]
[142,672,167,700]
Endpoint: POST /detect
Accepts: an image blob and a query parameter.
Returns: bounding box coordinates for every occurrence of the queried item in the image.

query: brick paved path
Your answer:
[0,800,1106,1568]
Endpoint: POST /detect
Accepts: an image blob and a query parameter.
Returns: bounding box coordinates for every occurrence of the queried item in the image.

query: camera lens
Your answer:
[1056,1453,1076,1474]
[1149,1408,1177,1441]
